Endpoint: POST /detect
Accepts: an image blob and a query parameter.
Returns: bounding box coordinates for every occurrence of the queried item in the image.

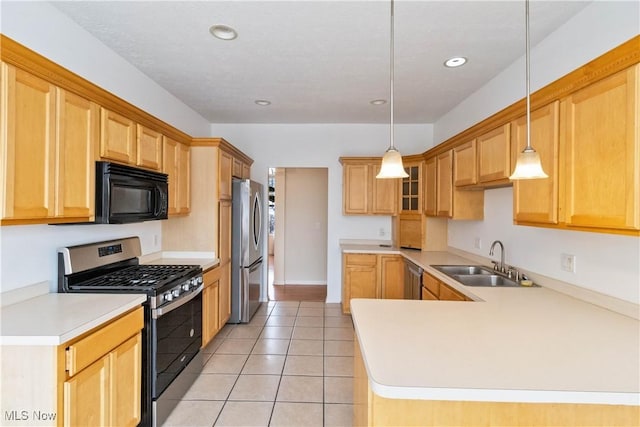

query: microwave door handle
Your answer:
[155,187,166,216]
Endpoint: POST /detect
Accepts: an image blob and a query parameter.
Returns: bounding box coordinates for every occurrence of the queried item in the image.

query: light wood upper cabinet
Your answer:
[56,89,99,219]
[562,65,639,232]
[232,157,243,178]
[426,150,483,220]
[424,156,437,216]
[1,64,96,224]
[100,108,136,164]
[219,151,233,201]
[136,124,162,171]
[477,123,511,185]
[163,137,190,216]
[1,64,57,221]
[453,140,478,187]
[341,158,398,215]
[242,163,251,179]
[436,151,453,217]
[371,163,398,215]
[401,162,422,213]
[512,101,560,224]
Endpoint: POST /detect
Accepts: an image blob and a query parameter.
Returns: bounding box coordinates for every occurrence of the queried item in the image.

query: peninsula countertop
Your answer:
[349,249,640,406]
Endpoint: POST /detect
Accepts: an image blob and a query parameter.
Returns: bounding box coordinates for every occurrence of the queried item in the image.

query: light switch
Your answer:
[561,253,576,273]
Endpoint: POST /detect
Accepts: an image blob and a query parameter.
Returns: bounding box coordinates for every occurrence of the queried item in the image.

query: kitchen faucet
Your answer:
[489,240,505,273]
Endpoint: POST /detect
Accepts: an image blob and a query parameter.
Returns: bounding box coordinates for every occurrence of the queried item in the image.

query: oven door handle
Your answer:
[152,285,203,319]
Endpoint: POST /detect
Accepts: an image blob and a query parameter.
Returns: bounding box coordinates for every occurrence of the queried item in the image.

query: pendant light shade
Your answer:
[376,0,408,179]
[509,0,548,181]
[377,147,408,178]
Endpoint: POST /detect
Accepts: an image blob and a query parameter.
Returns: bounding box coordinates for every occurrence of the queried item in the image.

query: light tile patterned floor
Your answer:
[163,302,354,427]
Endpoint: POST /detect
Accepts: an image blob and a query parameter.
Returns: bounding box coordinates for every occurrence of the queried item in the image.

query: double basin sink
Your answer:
[431,265,537,288]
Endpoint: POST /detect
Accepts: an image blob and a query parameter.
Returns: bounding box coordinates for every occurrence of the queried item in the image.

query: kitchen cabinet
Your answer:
[512,101,560,225]
[400,161,422,213]
[477,123,511,186]
[100,108,136,165]
[342,254,378,314]
[64,306,143,427]
[561,64,639,232]
[219,199,232,325]
[425,150,483,220]
[424,156,437,216]
[379,255,404,299]
[342,253,407,313]
[136,124,162,170]
[219,150,233,201]
[422,272,469,301]
[340,158,398,215]
[202,266,221,347]
[1,64,97,225]
[162,137,190,216]
[242,163,251,179]
[397,215,422,250]
[453,140,478,187]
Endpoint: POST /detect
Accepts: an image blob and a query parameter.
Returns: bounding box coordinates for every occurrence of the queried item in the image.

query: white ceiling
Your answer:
[51,0,591,124]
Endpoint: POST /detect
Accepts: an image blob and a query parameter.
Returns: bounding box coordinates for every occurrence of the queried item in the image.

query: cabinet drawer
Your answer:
[439,283,466,301]
[66,306,143,376]
[421,286,438,300]
[345,254,377,267]
[422,273,440,297]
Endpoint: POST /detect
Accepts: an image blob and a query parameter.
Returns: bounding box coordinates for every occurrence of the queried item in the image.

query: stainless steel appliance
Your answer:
[230,178,264,323]
[404,260,423,300]
[57,237,203,427]
[95,161,169,224]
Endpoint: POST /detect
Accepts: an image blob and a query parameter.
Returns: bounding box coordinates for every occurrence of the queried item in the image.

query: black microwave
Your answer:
[95,161,168,224]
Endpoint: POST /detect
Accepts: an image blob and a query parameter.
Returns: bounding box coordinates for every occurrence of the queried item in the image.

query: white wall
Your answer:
[0,1,212,293]
[436,1,640,303]
[210,123,434,302]
[282,168,328,285]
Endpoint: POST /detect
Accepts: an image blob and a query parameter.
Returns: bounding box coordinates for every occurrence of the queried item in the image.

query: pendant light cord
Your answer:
[390,0,395,150]
[525,0,532,151]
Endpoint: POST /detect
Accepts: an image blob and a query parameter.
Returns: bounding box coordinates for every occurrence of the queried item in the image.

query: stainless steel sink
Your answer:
[451,274,521,287]
[432,265,493,276]
[431,265,538,287]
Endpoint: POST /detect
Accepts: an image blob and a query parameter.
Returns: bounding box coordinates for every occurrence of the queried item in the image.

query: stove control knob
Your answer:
[164,292,173,302]
[193,277,200,287]
[198,276,203,285]
[172,289,181,298]
[182,282,190,291]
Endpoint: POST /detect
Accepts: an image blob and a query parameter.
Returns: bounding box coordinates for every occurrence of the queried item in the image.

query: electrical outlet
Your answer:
[561,253,576,273]
[474,237,482,249]
[379,227,386,237]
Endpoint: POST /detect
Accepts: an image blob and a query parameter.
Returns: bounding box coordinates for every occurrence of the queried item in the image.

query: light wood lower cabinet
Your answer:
[354,338,639,426]
[422,272,469,301]
[342,253,405,313]
[202,266,221,347]
[219,262,231,326]
[63,307,143,427]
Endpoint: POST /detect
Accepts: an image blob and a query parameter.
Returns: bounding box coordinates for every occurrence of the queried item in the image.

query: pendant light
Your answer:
[509,0,548,180]
[376,0,409,179]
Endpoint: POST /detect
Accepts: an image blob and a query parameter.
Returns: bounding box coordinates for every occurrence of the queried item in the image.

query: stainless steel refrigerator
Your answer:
[230,178,264,323]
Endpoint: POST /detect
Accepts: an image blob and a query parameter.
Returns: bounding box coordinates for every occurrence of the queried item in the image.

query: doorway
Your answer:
[268,167,328,301]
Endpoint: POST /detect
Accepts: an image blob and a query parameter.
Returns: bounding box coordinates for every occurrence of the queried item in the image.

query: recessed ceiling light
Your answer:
[209,24,237,41]
[444,57,467,68]
[255,100,271,106]
[370,99,387,105]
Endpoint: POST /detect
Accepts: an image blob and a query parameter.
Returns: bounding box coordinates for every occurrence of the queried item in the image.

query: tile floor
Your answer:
[163,301,354,427]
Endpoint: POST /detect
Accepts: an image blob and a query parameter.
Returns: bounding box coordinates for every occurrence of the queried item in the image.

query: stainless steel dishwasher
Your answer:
[404,260,423,300]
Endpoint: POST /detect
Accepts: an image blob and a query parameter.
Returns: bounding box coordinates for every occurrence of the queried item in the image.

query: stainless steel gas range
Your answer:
[57,237,203,427]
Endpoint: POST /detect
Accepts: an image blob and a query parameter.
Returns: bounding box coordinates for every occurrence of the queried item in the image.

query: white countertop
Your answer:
[141,251,219,271]
[0,293,146,346]
[346,248,640,406]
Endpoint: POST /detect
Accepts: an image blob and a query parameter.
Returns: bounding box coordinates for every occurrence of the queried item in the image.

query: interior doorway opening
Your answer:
[268,167,328,301]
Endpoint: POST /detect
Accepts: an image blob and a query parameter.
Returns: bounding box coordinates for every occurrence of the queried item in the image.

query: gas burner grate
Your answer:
[71,264,200,291]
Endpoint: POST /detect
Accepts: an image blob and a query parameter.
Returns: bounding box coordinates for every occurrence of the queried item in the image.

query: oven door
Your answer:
[151,288,203,399]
